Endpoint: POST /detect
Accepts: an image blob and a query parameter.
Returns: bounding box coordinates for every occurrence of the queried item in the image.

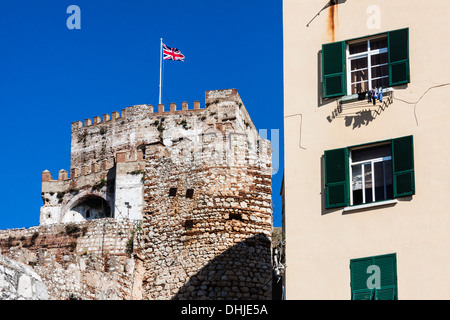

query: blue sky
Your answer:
[0,0,284,229]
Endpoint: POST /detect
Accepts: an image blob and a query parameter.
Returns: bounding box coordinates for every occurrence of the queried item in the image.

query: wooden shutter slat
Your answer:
[388,28,410,86]
[392,135,415,197]
[324,147,349,208]
[351,254,398,300]
[350,257,373,292]
[322,41,347,98]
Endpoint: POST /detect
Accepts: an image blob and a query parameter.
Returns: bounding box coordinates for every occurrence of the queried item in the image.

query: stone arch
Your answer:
[61,192,112,223]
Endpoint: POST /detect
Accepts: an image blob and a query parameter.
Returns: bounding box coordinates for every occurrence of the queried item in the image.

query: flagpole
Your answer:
[159,38,163,105]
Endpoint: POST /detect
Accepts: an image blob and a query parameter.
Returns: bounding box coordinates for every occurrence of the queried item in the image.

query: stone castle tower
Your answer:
[38,88,273,299]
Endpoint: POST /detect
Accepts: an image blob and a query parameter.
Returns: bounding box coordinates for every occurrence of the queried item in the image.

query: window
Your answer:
[347,37,389,95]
[350,143,393,205]
[228,213,243,221]
[137,146,146,160]
[324,135,414,209]
[186,189,194,198]
[184,219,194,230]
[169,188,177,197]
[322,28,410,98]
[350,253,398,300]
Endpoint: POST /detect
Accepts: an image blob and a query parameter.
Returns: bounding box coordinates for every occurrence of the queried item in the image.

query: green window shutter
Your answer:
[373,254,398,300]
[324,147,349,208]
[322,41,347,98]
[392,135,415,197]
[375,286,396,300]
[353,289,373,300]
[388,28,410,86]
[350,257,373,296]
[350,254,398,300]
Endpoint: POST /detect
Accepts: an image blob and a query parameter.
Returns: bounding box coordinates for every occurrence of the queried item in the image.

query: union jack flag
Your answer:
[163,43,185,61]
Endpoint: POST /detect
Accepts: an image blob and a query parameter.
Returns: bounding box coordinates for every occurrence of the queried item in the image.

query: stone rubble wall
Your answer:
[141,127,273,300]
[0,219,143,300]
[0,254,48,300]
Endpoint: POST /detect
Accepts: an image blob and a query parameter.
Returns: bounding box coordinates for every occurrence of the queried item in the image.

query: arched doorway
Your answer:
[62,195,112,223]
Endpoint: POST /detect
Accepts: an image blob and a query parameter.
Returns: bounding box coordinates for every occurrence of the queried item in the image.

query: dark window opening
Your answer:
[86,209,91,218]
[228,213,242,221]
[184,220,194,230]
[169,188,177,197]
[186,189,194,198]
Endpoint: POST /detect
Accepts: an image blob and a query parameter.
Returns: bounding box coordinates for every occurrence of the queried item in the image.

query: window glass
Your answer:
[371,77,389,90]
[348,37,388,94]
[364,163,373,203]
[371,65,389,78]
[349,41,367,55]
[350,144,392,205]
[371,52,388,66]
[370,37,387,50]
[351,57,368,70]
[374,160,393,201]
[350,70,368,83]
[351,165,363,205]
[351,82,369,95]
[352,144,391,162]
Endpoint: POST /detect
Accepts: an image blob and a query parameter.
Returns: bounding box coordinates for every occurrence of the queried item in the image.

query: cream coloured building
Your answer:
[282,0,450,299]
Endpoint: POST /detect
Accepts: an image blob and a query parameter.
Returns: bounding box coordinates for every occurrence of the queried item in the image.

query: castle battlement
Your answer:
[71,101,204,131]
[40,89,271,233]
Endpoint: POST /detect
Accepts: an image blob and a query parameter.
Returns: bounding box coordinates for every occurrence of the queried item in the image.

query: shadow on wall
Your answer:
[172,233,272,300]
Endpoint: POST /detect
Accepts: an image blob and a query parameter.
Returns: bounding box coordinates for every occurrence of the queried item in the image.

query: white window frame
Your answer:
[346,35,389,96]
[349,143,392,206]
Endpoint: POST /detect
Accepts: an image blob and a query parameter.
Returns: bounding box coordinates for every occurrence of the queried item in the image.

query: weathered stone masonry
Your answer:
[0,219,143,300]
[141,134,272,299]
[1,89,273,300]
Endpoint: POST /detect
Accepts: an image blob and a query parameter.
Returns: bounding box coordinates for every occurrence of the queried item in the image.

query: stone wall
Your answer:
[0,219,143,300]
[0,254,48,300]
[141,118,273,299]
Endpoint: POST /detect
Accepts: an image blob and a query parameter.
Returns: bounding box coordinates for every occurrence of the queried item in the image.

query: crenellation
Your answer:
[42,170,52,182]
[58,169,68,181]
[84,118,92,127]
[116,151,127,163]
[91,162,98,174]
[80,165,88,176]
[111,111,120,120]
[103,113,110,123]
[71,101,209,133]
[93,116,101,125]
